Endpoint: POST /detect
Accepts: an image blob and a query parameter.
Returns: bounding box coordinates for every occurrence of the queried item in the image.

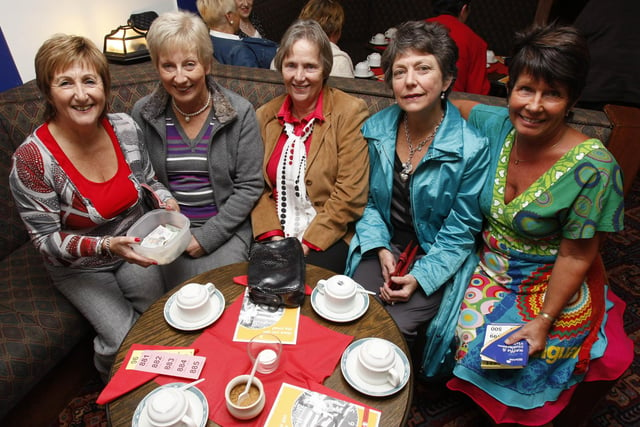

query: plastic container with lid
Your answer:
[126,209,190,264]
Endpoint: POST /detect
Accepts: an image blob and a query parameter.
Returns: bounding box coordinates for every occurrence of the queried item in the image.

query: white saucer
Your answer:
[310,286,369,323]
[340,338,410,397]
[369,39,389,46]
[354,70,375,79]
[132,382,209,427]
[164,289,225,331]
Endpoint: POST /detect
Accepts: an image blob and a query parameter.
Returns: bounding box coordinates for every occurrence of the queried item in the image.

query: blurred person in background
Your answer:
[236,0,268,39]
[427,0,490,95]
[573,0,640,110]
[197,0,277,68]
[298,0,354,78]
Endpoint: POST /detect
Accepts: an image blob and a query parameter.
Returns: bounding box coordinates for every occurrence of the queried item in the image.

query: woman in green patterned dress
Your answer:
[449,24,633,425]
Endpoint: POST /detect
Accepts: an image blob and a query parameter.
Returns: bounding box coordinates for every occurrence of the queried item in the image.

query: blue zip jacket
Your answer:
[345,102,489,378]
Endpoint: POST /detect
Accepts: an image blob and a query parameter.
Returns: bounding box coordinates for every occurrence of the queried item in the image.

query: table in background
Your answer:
[106,263,413,427]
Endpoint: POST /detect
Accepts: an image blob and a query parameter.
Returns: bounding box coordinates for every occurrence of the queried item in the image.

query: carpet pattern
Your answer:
[52,176,640,427]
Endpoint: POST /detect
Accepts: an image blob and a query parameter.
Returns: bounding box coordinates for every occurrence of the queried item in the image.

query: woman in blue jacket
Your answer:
[345,21,489,376]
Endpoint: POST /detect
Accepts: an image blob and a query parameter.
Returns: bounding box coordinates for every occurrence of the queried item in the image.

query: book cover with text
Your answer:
[480,323,528,369]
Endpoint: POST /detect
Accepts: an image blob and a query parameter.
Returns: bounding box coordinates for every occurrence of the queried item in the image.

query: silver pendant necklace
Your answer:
[172,93,211,123]
[401,112,444,182]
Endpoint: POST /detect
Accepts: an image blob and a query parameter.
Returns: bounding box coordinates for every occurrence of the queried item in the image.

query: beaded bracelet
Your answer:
[96,236,105,256]
[539,311,556,323]
[104,236,113,257]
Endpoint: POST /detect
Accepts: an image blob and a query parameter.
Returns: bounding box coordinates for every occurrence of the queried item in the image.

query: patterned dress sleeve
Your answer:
[562,141,624,239]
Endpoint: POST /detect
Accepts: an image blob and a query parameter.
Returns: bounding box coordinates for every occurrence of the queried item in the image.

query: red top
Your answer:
[427,15,490,95]
[38,118,138,226]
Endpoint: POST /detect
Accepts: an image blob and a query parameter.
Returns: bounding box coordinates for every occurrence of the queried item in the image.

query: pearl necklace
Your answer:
[401,112,444,182]
[172,93,211,123]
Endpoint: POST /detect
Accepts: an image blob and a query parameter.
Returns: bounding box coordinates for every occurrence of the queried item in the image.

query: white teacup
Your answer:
[367,52,381,67]
[371,32,386,44]
[354,61,371,78]
[146,387,197,427]
[175,282,215,323]
[486,49,497,64]
[356,338,401,387]
[384,27,397,39]
[316,274,358,313]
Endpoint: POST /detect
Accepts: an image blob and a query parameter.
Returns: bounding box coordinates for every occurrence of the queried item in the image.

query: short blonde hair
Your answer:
[146,10,213,70]
[299,0,345,38]
[35,34,111,122]
[197,0,237,28]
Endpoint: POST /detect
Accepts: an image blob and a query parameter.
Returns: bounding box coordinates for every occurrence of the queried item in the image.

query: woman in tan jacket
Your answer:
[251,19,369,273]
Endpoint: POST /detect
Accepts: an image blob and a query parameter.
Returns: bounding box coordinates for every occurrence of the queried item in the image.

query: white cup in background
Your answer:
[356,338,401,387]
[367,52,382,67]
[146,387,197,427]
[316,274,358,312]
[385,27,397,39]
[371,33,386,44]
[175,282,215,322]
[486,49,497,64]
[354,61,372,78]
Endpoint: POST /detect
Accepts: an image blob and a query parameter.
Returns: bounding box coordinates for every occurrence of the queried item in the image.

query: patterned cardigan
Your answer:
[9,113,172,269]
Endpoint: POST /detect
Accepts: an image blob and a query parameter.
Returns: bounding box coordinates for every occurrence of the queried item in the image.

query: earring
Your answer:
[440,91,446,100]
[230,20,234,24]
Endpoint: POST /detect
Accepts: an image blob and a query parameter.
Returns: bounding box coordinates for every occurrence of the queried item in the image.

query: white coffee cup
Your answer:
[354,61,371,78]
[371,32,386,44]
[146,387,197,427]
[356,338,401,387]
[486,49,497,64]
[175,282,215,323]
[385,27,397,39]
[367,52,381,67]
[316,274,358,313]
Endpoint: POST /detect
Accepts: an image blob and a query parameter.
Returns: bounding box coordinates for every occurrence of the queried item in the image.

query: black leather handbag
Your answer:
[248,237,306,309]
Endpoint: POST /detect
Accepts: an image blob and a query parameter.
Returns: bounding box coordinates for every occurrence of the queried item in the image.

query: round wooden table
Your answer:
[106,263,413,426]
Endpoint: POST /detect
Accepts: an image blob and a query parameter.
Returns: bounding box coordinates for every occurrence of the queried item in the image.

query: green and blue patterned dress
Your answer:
[451,105,624,416]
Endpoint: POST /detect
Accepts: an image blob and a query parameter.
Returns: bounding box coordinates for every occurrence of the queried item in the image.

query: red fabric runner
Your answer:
[155,295,359,426]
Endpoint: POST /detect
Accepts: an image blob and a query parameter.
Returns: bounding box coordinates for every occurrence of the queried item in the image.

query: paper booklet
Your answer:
[232,289,300,344]
[480,323,529,369]
[264,383,381,427]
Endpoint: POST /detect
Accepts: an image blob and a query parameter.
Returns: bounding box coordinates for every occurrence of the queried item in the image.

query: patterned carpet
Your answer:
[52,176,640,427]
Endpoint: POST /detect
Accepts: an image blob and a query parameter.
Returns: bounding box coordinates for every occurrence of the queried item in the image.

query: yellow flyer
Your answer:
[265,383,381,427]
[232,289,300,344]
